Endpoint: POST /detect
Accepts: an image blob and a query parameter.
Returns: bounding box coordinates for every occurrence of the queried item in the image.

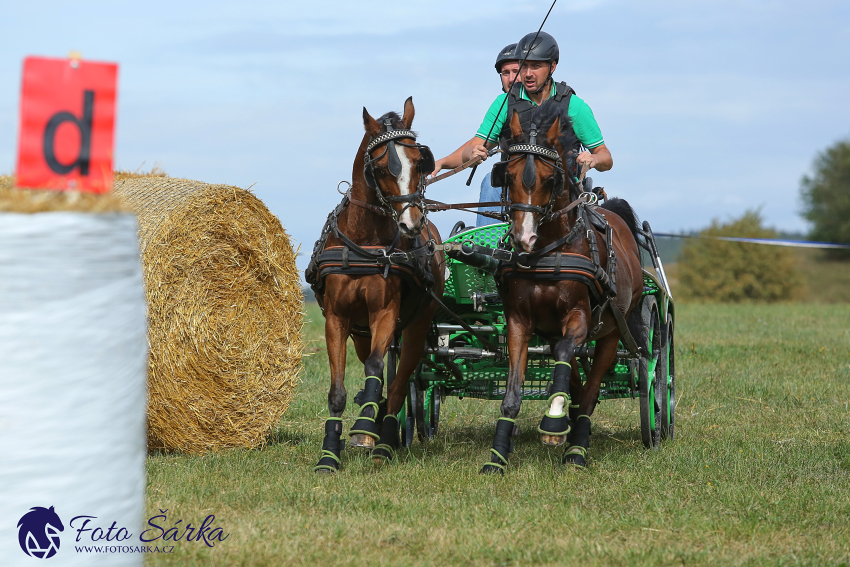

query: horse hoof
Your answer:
[540,433,567,446]
[562,452,587,468]
[372,445,395,464]
[480,464,505,476]
[349,433,375,448]
[349,434,376,449]
[314,466,338,474]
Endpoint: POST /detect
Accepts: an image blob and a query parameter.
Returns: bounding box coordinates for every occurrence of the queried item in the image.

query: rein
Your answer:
[424,147,502,186]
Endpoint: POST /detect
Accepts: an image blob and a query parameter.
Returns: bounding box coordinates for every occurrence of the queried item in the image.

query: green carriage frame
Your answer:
[390,222,676,450]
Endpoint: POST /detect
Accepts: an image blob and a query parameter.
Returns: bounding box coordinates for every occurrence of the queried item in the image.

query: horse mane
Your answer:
[376,111,416,136]
[519,101,579,154]
[600,197,644,262]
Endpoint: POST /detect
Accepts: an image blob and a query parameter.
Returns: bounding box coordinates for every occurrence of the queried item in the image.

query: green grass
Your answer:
[146,303,850,566]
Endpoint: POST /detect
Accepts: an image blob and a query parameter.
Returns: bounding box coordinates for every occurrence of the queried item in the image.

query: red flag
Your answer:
[16,56,118,193]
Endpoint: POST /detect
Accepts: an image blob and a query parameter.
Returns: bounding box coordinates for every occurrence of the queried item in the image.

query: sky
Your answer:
[1,0,849,276]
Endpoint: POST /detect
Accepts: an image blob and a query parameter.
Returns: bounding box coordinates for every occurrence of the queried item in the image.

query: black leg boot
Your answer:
[349,376,383,447]
[372,414,399,462]
[538,362,572,441]
[481,417,515,475]
[314,418,344,473]
[562,415,591,467]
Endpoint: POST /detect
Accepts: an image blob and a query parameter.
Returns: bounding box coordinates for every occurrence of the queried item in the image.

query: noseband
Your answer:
[363,119,435,223]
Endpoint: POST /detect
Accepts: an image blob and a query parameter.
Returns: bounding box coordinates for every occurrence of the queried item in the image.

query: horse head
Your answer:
[497,105,574,253]
[361,97,434,238]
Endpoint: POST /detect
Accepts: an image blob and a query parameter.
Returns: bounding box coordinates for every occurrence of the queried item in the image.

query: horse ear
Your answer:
[401,96,414,129]
[509,109,523,140]
[363,107,382,136]
[546,115,561,146]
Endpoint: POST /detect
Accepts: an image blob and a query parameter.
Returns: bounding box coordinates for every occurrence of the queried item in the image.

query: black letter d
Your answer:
[43,90,94,175]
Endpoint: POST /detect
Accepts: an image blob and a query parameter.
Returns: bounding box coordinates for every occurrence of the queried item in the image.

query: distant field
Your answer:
[146,303,850,566]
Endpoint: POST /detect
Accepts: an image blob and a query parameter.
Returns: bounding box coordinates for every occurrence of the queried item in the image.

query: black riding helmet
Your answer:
[516,31,559,63]
[494,43,519,72]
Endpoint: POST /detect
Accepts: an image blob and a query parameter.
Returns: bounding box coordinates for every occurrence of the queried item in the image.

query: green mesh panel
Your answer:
[420,354,634,402]
[446,223,510,248]
[443,224,510,303]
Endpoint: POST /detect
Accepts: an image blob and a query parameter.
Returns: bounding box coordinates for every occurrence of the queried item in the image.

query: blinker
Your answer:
[387,140,402,177]
[418,147,435,174]
[383,117,403,178]
[491,161,508,187]
[522,155,536,189]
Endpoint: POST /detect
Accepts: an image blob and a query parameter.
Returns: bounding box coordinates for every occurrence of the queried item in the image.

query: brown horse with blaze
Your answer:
[482,104,645,473]
[307,97,444,472]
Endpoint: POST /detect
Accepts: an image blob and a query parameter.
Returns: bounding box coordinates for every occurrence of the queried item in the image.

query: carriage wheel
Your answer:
[384,337,412,448]
[415,383,442,442]
[411,361,441,442]
[639,296,662,449]
[400,381,416,447]
[660,314,675,440]
[449,221,467,237]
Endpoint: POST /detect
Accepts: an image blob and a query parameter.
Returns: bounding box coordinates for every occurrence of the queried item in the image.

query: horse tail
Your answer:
[600,197,643,263]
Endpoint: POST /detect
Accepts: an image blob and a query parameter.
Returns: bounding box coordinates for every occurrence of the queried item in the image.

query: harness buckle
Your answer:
[460,240,477,256]
[492,248,513,262]
[516,253,531,269]
[579,191,598,205]
[388,251,409,264]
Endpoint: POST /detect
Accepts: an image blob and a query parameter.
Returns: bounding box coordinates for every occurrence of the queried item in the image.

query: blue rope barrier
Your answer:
[653,232,850,250]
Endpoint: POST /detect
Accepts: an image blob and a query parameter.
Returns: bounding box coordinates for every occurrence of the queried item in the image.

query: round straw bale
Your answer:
[113,175,302,453]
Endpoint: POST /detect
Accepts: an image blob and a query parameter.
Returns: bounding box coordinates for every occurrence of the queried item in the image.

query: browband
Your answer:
[507,144,560,161]
[366,130,417,152]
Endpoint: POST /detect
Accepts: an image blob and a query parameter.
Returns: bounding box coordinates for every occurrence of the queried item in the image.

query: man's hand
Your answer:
[429,158,447,178]
[462,142,490,163]
[578,144,613,173]
[576,151,597,170]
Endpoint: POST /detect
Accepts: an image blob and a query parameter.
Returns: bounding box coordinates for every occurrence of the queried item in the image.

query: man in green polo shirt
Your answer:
[431,32,612,225]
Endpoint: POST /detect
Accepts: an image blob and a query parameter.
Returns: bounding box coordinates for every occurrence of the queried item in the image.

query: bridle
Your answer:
[363,118,435,223]
[490,122,569,224]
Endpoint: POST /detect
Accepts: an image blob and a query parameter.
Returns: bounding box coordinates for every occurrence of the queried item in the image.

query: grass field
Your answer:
[146,302,850,566]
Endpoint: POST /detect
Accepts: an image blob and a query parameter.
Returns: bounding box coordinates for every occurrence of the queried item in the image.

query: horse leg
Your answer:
[563,331,620,467]
[351,333,388,428]
[373,308,435,463]
[314,313,350,473]
[568,359,583,435]
[349,309,397,450]
[481,318,531,475]
[539,331,581,446]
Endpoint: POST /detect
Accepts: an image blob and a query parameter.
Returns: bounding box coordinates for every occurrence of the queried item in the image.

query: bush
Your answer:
[677,210,806,302]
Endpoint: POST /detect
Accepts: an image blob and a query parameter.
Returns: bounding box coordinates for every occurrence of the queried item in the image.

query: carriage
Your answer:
[389,217,676,451]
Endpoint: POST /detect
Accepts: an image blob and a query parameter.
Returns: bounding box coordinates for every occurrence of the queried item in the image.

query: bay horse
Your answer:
[306,97,445,472]
[482,103,645,473]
